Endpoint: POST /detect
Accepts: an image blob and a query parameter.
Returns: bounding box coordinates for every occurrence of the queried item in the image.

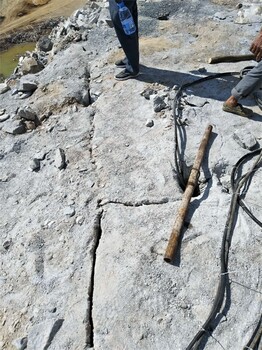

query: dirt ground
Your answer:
[0,0,88,36]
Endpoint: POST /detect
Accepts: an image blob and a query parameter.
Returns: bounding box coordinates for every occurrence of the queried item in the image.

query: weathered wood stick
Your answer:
[164,125,213,263]
[208,54,255,64]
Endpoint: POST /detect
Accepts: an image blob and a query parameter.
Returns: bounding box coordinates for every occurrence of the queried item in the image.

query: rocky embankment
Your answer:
[0,18,62,52]
[0,1,261,349]
[0,0,89,50]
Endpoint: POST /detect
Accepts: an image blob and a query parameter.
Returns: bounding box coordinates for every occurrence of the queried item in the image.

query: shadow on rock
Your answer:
[137,64,258,105]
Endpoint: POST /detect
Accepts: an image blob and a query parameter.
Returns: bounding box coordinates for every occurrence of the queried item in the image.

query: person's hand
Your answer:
[250,32,262,61]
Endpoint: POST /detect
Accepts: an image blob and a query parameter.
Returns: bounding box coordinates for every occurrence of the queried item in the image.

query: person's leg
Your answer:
[231,60,262,100]
[223,61,262,117]
[109,0,139,75]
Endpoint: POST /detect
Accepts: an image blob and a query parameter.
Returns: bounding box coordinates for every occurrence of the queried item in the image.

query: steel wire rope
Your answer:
[243,314,262,350]
[186,149,262,350]
[171,71,262,350]
[232,150,262,350]
[231,149,262,228]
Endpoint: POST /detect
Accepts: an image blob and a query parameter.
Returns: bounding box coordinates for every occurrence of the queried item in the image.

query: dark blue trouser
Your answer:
[109,0,139,73]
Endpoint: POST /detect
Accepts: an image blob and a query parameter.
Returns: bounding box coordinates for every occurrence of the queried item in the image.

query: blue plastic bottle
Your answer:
[117,1,136,35]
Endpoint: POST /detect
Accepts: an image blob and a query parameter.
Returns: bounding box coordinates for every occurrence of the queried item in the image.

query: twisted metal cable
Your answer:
[186,149,262,350]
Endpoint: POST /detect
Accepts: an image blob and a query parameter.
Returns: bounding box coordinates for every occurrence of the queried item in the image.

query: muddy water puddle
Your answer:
[0,42,35,81]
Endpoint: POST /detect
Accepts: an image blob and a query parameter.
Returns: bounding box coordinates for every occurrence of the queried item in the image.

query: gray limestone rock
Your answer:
[146,119,154,127]
[81,90,91,107]
[20,56,44,75]
[233,129,258,150]
[2,120,27,135]
[54,148,66,170]
[17,81,38,93]
[29,158,41,171]
[27,319,64,350]
[0,83,10,94]
[37,36,53,52]
[141,87,156,100]
[18,106,37,121]
[153,95,167,112]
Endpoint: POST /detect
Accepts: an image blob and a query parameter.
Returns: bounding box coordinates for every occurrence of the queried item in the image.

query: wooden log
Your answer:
[208,54,255,64]
[164,125,213,263]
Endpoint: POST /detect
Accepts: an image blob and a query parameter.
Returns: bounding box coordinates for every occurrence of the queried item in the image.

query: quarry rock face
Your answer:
[0,1,261,350]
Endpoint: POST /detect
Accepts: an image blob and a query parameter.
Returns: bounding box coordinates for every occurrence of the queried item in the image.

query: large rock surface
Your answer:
[0,1,261,350]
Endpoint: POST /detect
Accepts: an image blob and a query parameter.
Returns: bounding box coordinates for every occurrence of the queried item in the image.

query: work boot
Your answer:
[114,69,139,81]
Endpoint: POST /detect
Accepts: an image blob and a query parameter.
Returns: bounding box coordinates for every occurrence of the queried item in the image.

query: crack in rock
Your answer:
[86,210,103,348]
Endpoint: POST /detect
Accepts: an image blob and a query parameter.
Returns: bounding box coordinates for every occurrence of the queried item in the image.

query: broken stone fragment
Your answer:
[29,158,41,172]
[20,56,44,75]
[54,148,66,170]
[74,90,91,107]
[3,240,12,250]
[0,83,10,94]
[233,129,258,150]
[17,81,38,93]
[18,107,37,121]
[82,90,91,106]
[146,119,154,127]
[141,87,156,100]
[2,120,27,135]
[153,95,167,112]
[36,36,53,52]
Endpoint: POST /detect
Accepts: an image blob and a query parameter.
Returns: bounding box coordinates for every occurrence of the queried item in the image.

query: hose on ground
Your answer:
[171,70,262,349]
